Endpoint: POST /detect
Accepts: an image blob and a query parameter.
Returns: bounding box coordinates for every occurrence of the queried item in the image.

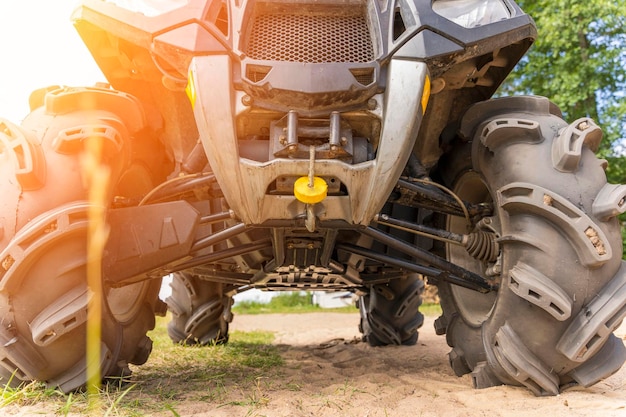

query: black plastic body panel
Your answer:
[72,0,536,168]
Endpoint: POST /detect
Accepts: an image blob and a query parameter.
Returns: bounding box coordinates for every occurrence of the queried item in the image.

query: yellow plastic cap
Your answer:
[294,176,328,204]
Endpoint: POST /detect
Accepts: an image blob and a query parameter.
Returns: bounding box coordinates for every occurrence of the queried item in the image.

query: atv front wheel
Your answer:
[359,274,425,346]
[436,96,626,396]
[0,87,164,392]
[166,272,233,345]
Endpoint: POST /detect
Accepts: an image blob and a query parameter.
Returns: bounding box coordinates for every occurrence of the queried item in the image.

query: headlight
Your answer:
[432,0,511,29]
[103,0,189,16]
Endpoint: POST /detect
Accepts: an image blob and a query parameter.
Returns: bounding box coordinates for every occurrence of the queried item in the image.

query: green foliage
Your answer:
[418,303,443,316]
[501,1,626,258]
[262,292,313,308]
[500,0,626,180]
[232,292,442,316]
[233,292,354,314]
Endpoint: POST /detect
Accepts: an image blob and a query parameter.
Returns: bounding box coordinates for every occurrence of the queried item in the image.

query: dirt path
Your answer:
[3,313,625,416]
[218,313,626,417]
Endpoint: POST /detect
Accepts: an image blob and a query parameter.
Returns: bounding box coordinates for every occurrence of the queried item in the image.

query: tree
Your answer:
[500,0,626,183]
[499,0,626,255]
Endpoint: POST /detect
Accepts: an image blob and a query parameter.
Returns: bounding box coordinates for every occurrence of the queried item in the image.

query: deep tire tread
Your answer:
[492,323,559,396]
[0,92,162,392]
[360,277,425,347]
[508,262,573,321]
[436,96,626,396]
[166,272,232,346]
[557,262,626,362]
[499,182,612,267]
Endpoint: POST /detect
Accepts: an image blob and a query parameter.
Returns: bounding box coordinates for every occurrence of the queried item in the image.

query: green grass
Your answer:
[420,302,442,316]
[0,297,442,416]
[124,321,284,415]
[233,291,442,316]
[0,322,284,416]
[1,380,66,409]
[233,292,356,314]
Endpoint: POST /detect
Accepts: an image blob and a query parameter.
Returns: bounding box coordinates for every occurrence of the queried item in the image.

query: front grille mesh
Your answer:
[246,13,374,63]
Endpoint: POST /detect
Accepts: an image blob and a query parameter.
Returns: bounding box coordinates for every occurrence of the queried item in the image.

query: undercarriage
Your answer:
[1,0,625,397]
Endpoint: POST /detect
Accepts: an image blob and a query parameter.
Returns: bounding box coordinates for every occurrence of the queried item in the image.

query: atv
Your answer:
[1,0,625,396]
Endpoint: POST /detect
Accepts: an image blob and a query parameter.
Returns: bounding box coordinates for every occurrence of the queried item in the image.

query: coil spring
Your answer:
[464,231,500,263]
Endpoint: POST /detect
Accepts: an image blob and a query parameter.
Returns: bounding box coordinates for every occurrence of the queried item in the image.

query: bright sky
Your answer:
[0,1,105,123]
[0,1,264,303]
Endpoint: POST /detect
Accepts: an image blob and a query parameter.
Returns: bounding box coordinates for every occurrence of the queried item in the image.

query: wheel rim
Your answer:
[107,283,151,324]
[446,171,498,326]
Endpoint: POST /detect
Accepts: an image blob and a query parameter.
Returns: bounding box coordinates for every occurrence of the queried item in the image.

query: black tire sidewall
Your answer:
[437,107,623,392]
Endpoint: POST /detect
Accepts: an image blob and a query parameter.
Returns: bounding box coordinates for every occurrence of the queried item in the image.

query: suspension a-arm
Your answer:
[389,178,493,218]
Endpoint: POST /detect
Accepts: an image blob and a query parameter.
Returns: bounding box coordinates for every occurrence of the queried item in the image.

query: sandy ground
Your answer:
[3,313,625,416]
[212,313,626,417]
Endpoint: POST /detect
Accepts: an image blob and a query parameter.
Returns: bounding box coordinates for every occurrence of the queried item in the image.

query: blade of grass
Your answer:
[82,128,111,411]
[103,384,136,417]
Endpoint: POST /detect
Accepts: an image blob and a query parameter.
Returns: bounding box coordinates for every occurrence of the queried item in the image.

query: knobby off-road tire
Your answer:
[435,96,626,396]
[0,87,164,392]
[359,275,425,346]
[166,272,233,345]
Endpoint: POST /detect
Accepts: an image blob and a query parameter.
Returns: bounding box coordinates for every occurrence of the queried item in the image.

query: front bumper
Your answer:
[189,55,428,226]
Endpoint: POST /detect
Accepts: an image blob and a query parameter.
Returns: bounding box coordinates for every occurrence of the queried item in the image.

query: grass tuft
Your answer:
[0,322,283,416]
[0,300,441,415]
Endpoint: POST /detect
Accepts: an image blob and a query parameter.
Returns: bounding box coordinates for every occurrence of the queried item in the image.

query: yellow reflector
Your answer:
[421,75,431,114]
[294,176,328,204]
[185,72,196,110]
